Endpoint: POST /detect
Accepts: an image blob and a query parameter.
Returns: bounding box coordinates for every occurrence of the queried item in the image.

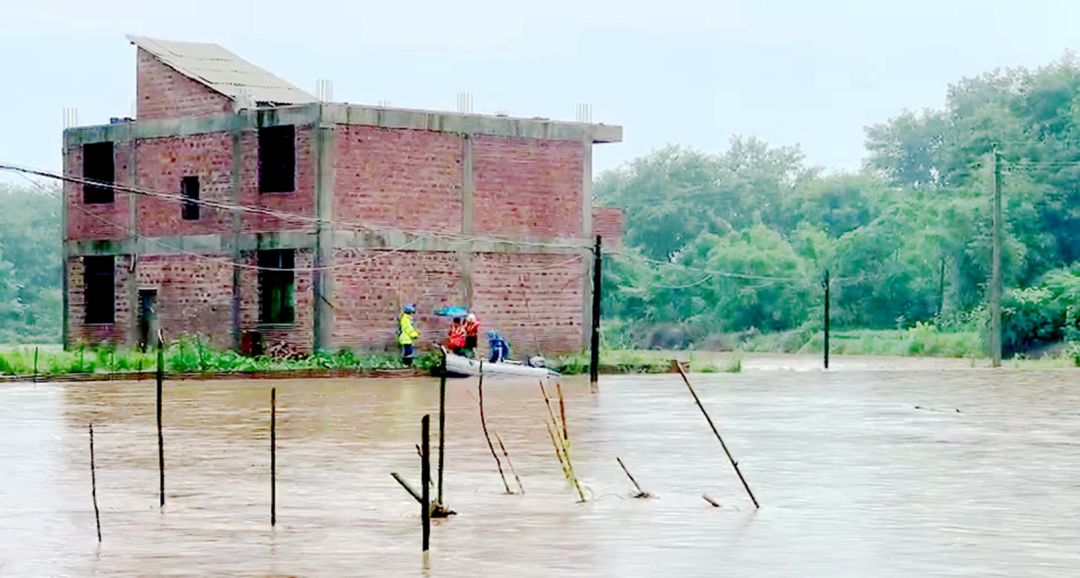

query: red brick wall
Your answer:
[239,125,317,233]
[136,254,234,347]
[238,249,314,353]
[330,250,464,351]
[66,255,133,346]
[473,136,584,239]
[64,143,133,240]
[136,48,232,120]
[591,207,624,250]
[334,126,463,234]
[136,132,234,237]
[471,253,585,354]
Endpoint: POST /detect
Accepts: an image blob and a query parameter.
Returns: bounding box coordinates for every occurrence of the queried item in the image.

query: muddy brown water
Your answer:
[1,363,1078,576]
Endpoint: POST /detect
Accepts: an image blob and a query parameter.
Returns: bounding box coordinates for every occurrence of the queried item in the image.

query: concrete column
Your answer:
[580,139,594,348]
[229,115,245,349]
[460,134,476,307]
[60,147,70,350]
[126,140,140,347]
[462,134,475,236]
[312,107,336,352]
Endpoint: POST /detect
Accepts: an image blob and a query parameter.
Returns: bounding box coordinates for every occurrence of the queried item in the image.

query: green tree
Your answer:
[0,183,62,342]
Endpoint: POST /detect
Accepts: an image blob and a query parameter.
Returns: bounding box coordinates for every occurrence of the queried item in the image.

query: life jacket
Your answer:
[464,319,479,337]
[447,324,467,349]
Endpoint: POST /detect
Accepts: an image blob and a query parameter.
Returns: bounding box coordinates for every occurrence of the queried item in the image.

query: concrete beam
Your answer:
[63,104,322,147]
[325,103,622,143]
[63,103,622,147]
[67,230,585,257]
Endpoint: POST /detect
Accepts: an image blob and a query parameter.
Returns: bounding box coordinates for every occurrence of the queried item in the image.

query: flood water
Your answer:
[1,362,1079,576]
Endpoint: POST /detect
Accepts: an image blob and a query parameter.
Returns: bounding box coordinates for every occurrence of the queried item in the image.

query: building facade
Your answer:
[62,36,622,355]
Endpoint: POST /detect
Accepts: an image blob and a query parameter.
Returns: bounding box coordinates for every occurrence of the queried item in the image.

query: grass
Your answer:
[738,323,986,358]
[551,349,679,375]
[0,336,439,377]
[3,328,1075,378]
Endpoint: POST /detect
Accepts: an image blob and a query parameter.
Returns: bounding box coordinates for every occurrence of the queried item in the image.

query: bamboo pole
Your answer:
[89,423,102,542]
[673,361,759,509]
[391,472,422,504]
[421,414,431,552]
[616,457,651,498]
[477,375,512,493]
[541,383,585,502]
[33,347,39,381]
[702,494,721,508]
[494,432,524,494]
[539,382,561,438]
[556,382,569,442]
[271,387,277,526]
[544,421,570,478]
[437,353,447,505]
[156,334,165,508]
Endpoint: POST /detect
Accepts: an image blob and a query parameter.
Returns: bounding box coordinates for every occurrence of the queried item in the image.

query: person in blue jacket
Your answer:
[486,330,510,363]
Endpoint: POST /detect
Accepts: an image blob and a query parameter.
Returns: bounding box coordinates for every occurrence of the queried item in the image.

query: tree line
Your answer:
[599,55,1079,355]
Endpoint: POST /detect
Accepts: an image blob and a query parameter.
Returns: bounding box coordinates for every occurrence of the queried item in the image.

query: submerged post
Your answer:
[823,269,830,370]
[156,333,165,508]
[589,235,603,390]
[437,353,447,506]
[271,387,277,527]
[89,424,102,542]
[421,414,431,552]
[673,361,760,509]
[479,375,512,493]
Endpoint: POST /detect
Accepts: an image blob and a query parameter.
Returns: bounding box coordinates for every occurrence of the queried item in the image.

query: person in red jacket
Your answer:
[446,317,467,355]
[463,313,480,358]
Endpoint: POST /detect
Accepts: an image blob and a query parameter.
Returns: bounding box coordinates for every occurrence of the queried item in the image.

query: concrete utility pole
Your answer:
[990,148,1003,367]
[589,236,603,390]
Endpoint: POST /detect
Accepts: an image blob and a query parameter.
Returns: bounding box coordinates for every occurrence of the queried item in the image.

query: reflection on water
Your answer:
[1,367,1079,576]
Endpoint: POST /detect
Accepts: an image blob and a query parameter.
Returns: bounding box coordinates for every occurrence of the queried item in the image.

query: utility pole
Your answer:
[589,236,603,390]
[990,148,1003,367]
[823,269,830,370]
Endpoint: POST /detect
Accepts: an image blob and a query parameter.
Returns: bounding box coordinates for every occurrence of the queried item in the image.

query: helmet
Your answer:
[403,305,416,314]
[466,313,477,322]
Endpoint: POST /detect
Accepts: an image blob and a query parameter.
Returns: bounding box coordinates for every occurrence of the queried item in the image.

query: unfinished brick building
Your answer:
[62,36,622,355]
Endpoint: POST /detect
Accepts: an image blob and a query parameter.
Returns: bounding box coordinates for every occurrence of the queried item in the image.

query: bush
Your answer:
[1003,265,1080,356]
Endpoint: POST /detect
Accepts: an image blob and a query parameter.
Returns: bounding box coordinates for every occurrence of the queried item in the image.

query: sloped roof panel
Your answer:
[128,35,316,105]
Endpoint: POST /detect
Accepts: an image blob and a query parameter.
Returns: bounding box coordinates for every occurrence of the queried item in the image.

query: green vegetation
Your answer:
[0,183,61,343]
[600,56,1079,362]
[0,336,439,377]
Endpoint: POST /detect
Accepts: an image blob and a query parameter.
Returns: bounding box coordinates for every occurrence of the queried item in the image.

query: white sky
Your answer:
[0,0,1077,180]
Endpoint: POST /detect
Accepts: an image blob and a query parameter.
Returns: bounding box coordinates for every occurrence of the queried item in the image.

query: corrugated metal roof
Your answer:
[127,35,316,105]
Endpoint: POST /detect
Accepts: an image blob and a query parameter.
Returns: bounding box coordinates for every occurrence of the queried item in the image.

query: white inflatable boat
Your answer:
[442,349,560,379]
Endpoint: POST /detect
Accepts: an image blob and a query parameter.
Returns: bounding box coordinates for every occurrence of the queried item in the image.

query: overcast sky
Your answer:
[1,0,1077,182]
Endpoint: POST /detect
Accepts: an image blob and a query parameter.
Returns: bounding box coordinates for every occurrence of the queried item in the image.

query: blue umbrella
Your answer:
[433,306,469,317]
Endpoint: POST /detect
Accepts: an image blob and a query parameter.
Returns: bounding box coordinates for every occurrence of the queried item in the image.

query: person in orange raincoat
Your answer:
[463,313,480,358]
[446,317,467,355]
